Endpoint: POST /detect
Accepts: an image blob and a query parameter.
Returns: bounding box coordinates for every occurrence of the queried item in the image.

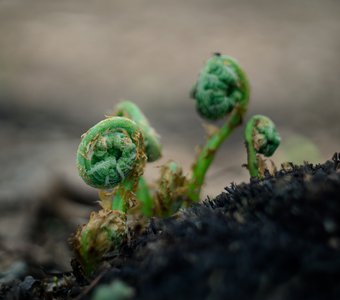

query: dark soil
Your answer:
[2,159,340,300]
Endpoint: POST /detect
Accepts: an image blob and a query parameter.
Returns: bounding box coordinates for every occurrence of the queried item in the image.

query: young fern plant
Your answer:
[75,108,163,273]
[188,53,250,201]
[244,115,281,179]
[75,116,150,273]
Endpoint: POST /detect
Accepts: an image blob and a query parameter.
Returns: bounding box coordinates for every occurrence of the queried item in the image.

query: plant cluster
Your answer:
[74,53,281,274]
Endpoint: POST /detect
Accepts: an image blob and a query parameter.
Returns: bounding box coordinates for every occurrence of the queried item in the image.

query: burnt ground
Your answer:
[1,159,340,300]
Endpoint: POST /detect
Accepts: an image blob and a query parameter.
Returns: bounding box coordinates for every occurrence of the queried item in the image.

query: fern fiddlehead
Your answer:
[188,53,250,201]
[192,53,248,120]
[77,116,146,211]
[245,115,281,178]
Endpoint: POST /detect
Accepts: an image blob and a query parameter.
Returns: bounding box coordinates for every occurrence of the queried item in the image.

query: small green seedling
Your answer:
[245,115,281,178]
[188,53,250,201]
[75,103,165,272]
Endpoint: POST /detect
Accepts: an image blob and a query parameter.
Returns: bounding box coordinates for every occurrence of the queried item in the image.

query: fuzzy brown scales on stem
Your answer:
[73,209,128,274]
[153,162,190,217]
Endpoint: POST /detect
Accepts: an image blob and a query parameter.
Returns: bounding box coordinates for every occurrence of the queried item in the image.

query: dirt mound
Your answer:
[2,160,340,299]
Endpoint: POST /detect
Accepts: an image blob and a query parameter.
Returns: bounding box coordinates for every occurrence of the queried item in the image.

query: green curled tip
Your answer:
[248,115,281,156]
[245,115,281,178]
[115,101,162,162]
[76,117,146,189]
[191,53,250,120]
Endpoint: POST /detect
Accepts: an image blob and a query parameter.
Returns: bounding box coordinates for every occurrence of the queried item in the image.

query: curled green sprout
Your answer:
[77,116,146,212]
[113,101,162,216]
[115,100,162,162]
[188,53,250,201]
[245,115,281,178]
[76,115,151,273]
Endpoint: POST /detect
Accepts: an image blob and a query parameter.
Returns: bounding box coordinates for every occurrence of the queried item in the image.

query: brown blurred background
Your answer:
[0,0,339,273]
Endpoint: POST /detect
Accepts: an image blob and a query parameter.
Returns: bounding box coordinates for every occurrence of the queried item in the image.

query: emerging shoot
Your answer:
[245,115,281,179]
[188,53,250,201]
[75,116,147,273]
[74,209,128,274]
[154,161,189,217]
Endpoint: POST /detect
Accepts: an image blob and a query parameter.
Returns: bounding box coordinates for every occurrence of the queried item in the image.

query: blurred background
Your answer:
[0,0,339,275]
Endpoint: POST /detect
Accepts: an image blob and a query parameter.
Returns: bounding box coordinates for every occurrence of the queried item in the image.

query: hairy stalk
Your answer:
[188,54,250,201]
[245,115,281,179]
